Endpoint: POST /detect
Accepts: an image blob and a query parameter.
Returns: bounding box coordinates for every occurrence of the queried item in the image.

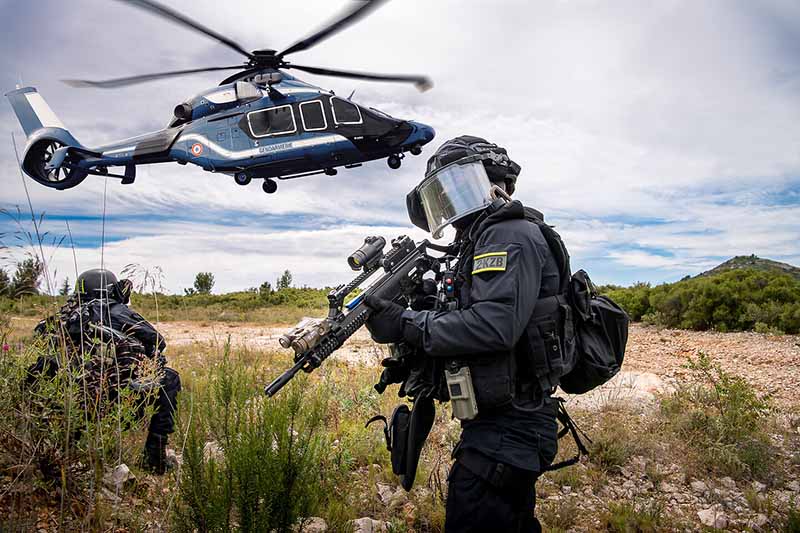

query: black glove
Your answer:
[364,294,406,344]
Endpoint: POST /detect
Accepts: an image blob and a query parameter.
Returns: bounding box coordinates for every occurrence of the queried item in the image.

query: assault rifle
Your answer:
[264,235,452,397]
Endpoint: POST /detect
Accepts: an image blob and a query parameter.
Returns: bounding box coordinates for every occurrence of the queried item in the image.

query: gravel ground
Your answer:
[156,321,800,409]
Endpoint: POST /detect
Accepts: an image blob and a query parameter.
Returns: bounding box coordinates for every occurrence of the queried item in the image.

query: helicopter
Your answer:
[5,0,435,194]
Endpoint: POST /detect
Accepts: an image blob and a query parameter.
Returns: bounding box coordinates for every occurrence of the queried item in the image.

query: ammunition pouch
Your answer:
[523,294,577,395]
[366,396,435,491]
[463,355,515,412]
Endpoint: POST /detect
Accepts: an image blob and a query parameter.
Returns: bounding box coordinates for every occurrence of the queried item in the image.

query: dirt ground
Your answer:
[154,321,800,410]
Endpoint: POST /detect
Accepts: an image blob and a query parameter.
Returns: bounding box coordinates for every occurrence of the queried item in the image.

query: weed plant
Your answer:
[660,352,775,481]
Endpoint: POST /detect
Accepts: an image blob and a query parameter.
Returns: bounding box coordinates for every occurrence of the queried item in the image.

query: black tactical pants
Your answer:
[145,367,181,435]
[445,451,541,533]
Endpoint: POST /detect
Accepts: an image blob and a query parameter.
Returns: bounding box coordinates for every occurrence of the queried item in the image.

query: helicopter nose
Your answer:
[410,121,435,145]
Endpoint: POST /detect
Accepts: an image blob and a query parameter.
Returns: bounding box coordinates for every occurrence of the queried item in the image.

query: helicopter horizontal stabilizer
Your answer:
[6,87,69,137]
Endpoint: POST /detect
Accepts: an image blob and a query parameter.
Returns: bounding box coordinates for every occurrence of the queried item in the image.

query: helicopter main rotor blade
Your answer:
[288,64,433,92]
[63,66,245,89]
[278,0,389,58]
[113,0,253,59]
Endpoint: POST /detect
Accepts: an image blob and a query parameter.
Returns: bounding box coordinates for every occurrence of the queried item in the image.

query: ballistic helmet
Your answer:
[75,269,123,301]
[406,136,521,238]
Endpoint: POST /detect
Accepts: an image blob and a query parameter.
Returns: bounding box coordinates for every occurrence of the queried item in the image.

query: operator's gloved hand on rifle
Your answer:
[374,345,412,394]
[364,295,409,344]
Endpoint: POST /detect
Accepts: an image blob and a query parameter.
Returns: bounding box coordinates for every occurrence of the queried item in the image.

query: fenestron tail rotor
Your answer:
[63,0,432,92]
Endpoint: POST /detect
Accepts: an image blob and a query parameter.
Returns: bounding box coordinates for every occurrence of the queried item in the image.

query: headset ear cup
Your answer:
[406,189,430,232]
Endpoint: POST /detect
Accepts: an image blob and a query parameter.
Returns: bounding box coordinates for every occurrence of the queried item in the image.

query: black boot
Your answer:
[142,432,169,475]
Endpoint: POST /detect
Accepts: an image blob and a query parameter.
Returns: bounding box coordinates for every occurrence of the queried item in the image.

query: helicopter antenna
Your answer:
[348,89,356,100]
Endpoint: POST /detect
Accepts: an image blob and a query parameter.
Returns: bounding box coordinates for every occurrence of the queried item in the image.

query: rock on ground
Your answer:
[351,517,389,533]
[698,505,728,529]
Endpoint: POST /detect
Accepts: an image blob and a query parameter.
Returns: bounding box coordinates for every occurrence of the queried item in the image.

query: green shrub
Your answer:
[660,352,775,480]
[599,268,800,333]
[172,345,330,532]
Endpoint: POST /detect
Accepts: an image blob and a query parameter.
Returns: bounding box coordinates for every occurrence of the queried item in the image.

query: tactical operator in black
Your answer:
[30,269,181,475]
[365,136,568,532]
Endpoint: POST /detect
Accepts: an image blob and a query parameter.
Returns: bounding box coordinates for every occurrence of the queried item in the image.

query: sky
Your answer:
[1,0,798,294]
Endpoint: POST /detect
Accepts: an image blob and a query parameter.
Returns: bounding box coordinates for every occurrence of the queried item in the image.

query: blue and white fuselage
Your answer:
[6,71,435,192]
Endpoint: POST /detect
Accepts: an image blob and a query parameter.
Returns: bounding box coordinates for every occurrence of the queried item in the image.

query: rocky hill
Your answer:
[698,255,800,280]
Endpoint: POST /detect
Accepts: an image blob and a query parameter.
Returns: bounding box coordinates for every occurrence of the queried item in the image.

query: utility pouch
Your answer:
[366,404,410,476]
[445,365,478,421]
[365,397,436,491]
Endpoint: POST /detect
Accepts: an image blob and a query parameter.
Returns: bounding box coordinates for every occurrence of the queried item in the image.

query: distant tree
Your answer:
[259,280,273,295]
[193,272,215,294]
[59,277,71,296]
[276,270,293,290]
[183,287,197,296]
[0,269,9,297]
[11,258,43,296]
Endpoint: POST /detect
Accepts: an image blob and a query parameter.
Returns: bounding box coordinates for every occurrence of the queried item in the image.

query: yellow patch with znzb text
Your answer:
[472,251,508,275]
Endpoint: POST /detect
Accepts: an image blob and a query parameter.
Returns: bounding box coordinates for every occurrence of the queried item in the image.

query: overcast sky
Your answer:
[1,0,798,294]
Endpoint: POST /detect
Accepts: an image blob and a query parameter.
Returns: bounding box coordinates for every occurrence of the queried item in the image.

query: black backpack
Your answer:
[524,211,630,395]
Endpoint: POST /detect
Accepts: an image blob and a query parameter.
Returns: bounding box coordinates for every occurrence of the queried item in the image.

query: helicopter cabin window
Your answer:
[300,101,327,131]
[247,105,296,137]
[331,97,362,125]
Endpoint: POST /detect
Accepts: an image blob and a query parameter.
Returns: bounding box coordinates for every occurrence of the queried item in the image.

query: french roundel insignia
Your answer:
[190,143,204,156]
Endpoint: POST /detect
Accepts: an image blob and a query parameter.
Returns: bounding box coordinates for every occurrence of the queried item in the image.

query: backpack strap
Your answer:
[543,398,592,471]
[522,208,571,295]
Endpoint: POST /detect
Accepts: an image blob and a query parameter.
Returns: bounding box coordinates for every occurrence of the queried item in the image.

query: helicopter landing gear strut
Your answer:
[234,172,252,186]
[262,178,278,194]
[387,153,403,170]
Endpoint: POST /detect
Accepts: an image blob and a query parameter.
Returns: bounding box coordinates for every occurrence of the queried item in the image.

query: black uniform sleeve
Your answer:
[403,220,544,357]
[109,303,167,356]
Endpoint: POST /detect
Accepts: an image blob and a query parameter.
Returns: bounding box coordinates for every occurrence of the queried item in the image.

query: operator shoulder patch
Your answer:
[472,251,508,275]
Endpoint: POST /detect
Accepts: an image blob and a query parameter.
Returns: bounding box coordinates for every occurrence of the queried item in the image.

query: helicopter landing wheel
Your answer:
[262,178,278,194]
[387,154,402,170]
[410,144,422,156]
[234,172,251,186]
[324,168,338,176]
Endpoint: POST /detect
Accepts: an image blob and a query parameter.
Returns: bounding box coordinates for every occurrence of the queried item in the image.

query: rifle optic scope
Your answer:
[347,236,386,271]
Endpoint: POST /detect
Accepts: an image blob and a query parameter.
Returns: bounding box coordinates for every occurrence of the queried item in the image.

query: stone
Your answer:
[658,481,679,493]
[750,514,768,529]
[297,517,327,533]
[351,518,388,533]
[166,449,182,469]
[787,480,800,492]
[203,441,224,463]
[388,490,409,511]
[720,476,737,490]
[698,506,728,529]
[103,463,135,492]
[376,482,394,504]
[690,480,708,493]
[752,481,767,493]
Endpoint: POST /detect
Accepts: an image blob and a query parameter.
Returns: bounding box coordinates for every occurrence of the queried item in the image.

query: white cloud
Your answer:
[1,0,799,291]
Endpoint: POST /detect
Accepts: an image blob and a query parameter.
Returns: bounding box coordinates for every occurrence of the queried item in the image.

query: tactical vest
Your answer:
[451,204,577,411]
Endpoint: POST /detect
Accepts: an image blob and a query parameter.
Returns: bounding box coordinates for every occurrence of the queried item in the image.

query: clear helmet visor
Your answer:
[419,160,493,239]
